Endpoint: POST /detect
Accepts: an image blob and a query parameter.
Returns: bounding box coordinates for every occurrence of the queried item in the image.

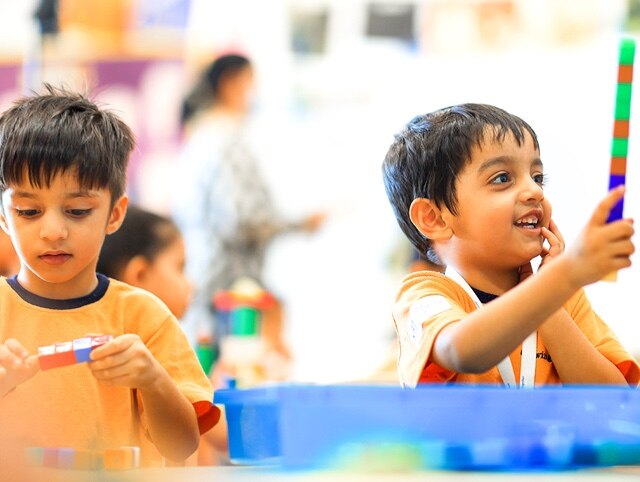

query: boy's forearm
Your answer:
[435,257,580,373]
[138,366,200,462]
[539,310,628,385]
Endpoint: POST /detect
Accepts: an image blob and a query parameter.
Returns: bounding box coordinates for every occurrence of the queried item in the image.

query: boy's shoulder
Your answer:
[398,270,471,301]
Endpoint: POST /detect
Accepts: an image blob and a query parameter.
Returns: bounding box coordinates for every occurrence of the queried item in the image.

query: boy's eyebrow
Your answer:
[477,156,543,175]
[11,190,101,199]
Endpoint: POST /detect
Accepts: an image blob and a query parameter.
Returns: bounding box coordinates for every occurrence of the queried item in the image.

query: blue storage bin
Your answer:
[214,384,640,470]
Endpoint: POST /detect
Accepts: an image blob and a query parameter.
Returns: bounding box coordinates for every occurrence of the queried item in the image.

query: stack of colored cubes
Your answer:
[37,335,112,370]
[608,37,635,223]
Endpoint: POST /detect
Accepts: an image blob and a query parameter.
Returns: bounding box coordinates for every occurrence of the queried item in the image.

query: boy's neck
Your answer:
[448,264,520,296]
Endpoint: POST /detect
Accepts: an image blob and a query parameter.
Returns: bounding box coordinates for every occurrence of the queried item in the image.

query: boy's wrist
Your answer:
[538,255,581,297]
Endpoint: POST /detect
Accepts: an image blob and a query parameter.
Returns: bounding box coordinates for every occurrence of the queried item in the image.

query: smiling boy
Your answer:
[0,86,218,467]
[382,103,639,388]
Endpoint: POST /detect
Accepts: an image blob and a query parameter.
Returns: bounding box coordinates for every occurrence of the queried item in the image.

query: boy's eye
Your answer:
[490,173,511,185]
[15,209,39,218]
[67,209,92,217]
[533,173,546,186]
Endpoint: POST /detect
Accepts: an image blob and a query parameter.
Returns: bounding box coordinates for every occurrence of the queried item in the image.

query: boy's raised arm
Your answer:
[432,186,634,375]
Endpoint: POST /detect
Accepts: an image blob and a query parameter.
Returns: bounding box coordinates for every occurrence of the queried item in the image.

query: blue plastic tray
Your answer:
[214,384,640,470]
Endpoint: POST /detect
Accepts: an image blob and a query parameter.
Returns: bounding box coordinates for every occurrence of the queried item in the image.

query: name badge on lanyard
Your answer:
[445,267,537,389]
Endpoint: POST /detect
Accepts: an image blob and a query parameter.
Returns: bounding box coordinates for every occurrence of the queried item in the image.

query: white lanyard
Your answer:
[445,267,537,389]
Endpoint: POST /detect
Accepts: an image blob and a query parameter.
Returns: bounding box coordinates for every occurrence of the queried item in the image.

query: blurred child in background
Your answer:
[97,204,192,320]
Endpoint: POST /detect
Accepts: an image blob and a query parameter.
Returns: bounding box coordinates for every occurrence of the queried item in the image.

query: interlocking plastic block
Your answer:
[72,450,103,470]
[607,174,626,223]
[618,64,634,83]
[609,157,627,176]
[614,99,632,120]
[615,83,633,104]
[24,447,44,466]
[43,447,59,467]
[38,342,76,370]
[90,335,112,348]
[24,448,104,470]
[57,448,75,469]
[618,38,636,65]
[38,335,113,370]
[613,119,630,138]
[611,138,629,158]
[104,446,140,470]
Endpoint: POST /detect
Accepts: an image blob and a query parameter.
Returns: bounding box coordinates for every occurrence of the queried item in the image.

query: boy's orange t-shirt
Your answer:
[0,276,218,467]
[393,271,640,388]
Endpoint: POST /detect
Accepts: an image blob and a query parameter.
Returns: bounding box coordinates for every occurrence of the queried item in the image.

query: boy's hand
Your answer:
[565,186,634,287]
[540,219,565,268]
[0,339,39,397]
[88,334,162,390]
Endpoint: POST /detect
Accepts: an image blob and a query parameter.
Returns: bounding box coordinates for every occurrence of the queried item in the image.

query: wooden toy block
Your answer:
[609,157,627,176]
[104,446,140,470]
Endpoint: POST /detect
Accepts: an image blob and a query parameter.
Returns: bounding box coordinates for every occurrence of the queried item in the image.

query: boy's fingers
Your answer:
[89,334,135,360]
[548,219,565,245]
[4,339,29,359]
[0,346,21,369]
[24,355,40,374]
[589,186,625,226]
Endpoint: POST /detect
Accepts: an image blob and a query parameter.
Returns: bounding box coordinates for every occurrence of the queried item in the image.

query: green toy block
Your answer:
[615,99,632,120]
[611,138,629,158]
[619,38,636,66]
[616,83,633,103]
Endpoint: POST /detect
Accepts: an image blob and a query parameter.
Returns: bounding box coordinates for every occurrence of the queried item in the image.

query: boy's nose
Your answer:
[39,213,69,241]
[520,178,544,203]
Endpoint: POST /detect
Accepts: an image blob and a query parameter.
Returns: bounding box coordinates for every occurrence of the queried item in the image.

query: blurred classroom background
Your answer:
[0,0,639,384]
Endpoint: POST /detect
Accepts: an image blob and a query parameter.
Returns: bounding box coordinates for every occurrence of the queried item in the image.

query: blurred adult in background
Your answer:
[173,53,324,382]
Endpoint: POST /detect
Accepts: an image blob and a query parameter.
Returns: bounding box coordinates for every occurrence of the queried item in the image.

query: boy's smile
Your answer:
[439,128,551,292]
[0,170,126,299]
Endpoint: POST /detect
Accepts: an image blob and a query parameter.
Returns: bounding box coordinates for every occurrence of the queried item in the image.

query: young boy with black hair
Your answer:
[0,86,218,467]
[382,103,639,388]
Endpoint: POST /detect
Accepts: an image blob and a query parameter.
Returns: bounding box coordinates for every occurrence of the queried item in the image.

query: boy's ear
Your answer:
[120,255,150,286]
[409,198,453,240]
[106,195,128,235]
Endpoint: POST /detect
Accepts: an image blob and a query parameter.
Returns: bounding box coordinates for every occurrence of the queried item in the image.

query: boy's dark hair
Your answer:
[0,84,134,203]
[382,103,539,265]
[181,53,251,125]
[97,205,181,279]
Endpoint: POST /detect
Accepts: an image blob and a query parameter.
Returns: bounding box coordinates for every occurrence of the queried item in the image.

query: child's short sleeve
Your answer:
[393,271,477,388]
[142,314,219,434]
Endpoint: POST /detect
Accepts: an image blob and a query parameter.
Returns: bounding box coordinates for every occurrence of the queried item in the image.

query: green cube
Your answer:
[611,138,629,158]
[619,38,636,65]
[615,99,632,120]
